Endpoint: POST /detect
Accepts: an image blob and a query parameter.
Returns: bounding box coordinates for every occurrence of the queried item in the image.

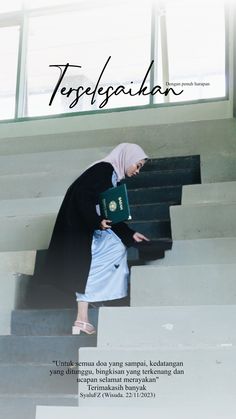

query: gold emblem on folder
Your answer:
[109,200,117,212]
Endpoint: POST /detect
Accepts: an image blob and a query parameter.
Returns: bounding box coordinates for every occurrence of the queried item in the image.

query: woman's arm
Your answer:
[112,222,149,247]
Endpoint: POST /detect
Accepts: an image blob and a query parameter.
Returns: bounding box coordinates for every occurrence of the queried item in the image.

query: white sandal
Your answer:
[72,320,96,335]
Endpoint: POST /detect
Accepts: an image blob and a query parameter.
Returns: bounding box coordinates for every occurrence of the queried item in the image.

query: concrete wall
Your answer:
[0,117,235,158]
[0,118,236,182]
[0,100,233,145]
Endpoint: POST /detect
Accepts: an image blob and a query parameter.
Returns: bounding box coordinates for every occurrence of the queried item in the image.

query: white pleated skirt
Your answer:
[75,229,129,302]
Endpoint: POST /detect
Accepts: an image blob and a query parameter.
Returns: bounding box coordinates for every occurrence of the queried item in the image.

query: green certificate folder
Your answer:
[99,184,132,224]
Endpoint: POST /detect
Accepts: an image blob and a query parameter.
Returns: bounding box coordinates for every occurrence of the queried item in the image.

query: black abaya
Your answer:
[42,162,135,294]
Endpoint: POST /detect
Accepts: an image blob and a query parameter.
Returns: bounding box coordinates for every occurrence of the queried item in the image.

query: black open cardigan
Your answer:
[42,162,135,294]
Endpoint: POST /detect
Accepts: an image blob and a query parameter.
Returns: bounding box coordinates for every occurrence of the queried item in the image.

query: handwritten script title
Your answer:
[49,56,184,109]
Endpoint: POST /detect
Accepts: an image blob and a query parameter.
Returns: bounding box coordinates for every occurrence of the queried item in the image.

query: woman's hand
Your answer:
[133,232,150,242]
[100,219,112,230]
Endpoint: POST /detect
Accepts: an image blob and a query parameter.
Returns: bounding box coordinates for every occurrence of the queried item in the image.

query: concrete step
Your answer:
[142,155,200,172]
[0,335,96,363]
[124,168,199,188]
[0,394,78,419]
[0,151,200,177]
[0,211,173,252]
[170,202,236,240]
[128,220,171,240]
[22,283,129,310]
[182,181,236,204]
[0,129,115,155]
[127,240,171,265]
[0,175,183,202]
[0,363,78,394]
[16,278,79,309]
[130,202,173,221]
[0,196,63,217]
[0,172,78,200]
[0,251,36,275]
[11,308,98,336]
[130,238,172,261]
[0,271,20,335]
[0,212,55,251]
[35,405,236,419]
[0,194,174,252]
[78,346,236,407]
[0,154,199,200]
[130,264,236,306]
[201,152,236,183]
[0,147,110,176]
[128,185,182,204]
[0,117,234,162]
[96,305,236,348]
[149,238,236,266]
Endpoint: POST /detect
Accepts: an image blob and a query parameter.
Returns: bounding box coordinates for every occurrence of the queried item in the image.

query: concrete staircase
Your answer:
[0,150,199,331]
[0,149,203,418]
[1,143,236,418]
[0,308,98,419]
[17,154,201,310]
[35,174,236,417]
